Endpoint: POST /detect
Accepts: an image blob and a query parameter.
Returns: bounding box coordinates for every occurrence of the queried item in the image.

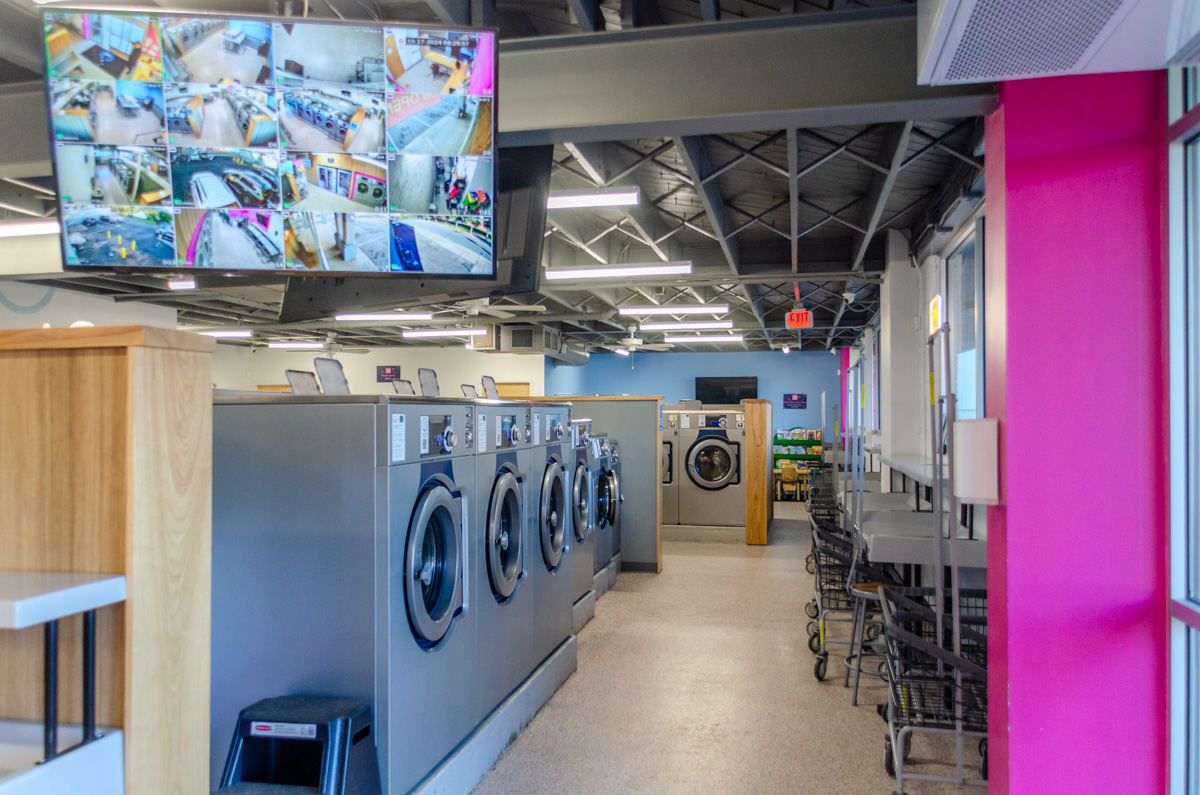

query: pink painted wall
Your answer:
[987,72,1169,792]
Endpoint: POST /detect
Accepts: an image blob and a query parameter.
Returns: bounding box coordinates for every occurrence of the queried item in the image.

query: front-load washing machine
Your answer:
[678,406,747,527]
[590,435,617,574]
[473,400,536,717]
[662,407,681,525]
[606,440,623,563]
[569,418,595,608]
[524,401,575,669]
[210,395,480,795]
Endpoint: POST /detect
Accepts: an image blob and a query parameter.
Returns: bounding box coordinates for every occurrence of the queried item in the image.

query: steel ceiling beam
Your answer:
[700,0,720,21]
[497,9,995,146]
[425,0,470,25]
[787,128,800,272]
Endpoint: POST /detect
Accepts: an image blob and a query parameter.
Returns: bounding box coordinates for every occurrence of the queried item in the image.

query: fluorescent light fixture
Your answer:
[334,312,434,321]
[614,348,630,356]
[0,220,61,238]
[268,341,323,349]
[639,320,734,332]
[782,345,791,354]
[664,334,745,344]
[544,262,692,281]
[167,279,195,291]
[402,328,488,338]
[199,329,253,338]
[547,187,640,210]
[619,304,729,316]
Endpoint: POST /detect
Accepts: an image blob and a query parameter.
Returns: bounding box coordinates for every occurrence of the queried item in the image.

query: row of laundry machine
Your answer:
[208,394,623,794]
[661,402,748,528]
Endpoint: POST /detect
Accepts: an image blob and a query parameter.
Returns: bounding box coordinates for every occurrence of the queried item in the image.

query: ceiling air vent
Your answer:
[918,0,1153,85]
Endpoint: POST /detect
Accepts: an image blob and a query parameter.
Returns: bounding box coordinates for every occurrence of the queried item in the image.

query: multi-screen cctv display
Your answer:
[43,11,495,276]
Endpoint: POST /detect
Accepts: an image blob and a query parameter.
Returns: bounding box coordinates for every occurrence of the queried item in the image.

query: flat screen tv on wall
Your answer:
[695,377,757,405]
[41,9,496,278]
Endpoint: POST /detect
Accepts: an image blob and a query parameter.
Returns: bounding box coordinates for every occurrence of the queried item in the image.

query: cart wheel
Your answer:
[808,633,821,653]
[806,620,818,636]
[978,738,987,755]
[878,660,889,675]
[981,747,988,780]
[805,600,819,618]
[901,732,912,759]
[806,555,816,574]
[865,623,882,643]
[884,740,895,777]
[814,655,827,681]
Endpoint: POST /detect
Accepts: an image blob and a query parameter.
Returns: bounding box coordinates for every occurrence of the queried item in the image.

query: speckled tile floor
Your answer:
[471,501,985,795]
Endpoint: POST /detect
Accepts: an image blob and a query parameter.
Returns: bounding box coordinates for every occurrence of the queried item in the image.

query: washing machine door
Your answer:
[540,461,567,571]
[486,470,523,600]
[687,438,738,490]
[405,484,463,647]
[572,461,590,542]
[595,468,613,529]
[603,467,621,528]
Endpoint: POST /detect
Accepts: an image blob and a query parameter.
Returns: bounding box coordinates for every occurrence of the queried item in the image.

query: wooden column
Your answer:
[743,399,774,545]
[0,326,214,795]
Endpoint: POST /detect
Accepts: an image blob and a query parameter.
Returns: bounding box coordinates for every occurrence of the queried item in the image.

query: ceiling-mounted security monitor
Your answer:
[41,10,496,279]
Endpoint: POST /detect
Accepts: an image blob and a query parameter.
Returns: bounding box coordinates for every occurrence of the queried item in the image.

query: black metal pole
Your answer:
[43,620,59,761]
[83,610,96,743]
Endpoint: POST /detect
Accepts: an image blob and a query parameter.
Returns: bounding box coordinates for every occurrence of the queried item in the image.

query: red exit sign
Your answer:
[786,310,813,329]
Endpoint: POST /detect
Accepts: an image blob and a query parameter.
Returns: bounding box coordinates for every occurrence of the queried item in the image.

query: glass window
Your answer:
[947,227,984,421]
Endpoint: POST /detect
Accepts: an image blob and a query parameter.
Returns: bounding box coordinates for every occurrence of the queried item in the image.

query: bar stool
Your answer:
[842,554,900,706]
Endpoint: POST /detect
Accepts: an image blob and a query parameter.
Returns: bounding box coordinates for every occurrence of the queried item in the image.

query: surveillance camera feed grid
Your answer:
[43,11,496,275]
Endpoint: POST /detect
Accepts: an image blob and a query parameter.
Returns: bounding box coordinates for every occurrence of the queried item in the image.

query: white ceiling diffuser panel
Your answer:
[917,0,1175,85]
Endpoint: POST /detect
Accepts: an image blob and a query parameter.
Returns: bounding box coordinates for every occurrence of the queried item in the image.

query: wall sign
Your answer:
[783,393,807,409]
[929,294,942,336]
[377,365,401,383]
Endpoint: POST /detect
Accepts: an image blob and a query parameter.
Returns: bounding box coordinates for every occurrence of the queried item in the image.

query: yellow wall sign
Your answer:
[929,294,943,336]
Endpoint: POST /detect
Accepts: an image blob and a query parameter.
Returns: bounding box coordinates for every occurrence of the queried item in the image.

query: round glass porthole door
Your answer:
[572,462,590,542]
[604,468,621,527]
[595,469,613,529]
[405,485,462,647]
[487,471,523,600]
[688,439,737,490]
[540,462,567,571]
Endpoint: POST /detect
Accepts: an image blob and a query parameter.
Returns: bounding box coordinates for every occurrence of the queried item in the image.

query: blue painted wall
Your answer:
[544,350,841,432]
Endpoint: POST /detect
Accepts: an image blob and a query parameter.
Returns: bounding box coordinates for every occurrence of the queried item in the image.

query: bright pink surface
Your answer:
[468,33,494,97]
[992,73,1168,792]
[983,98,1008,794]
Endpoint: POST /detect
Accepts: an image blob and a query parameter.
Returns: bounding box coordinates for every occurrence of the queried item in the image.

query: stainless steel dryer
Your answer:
[473,400,536,717]
[662,407,681,525]
[210,395,480,795]
[525,401,575,669]
[678,406,747,527]
[569,418,595,608]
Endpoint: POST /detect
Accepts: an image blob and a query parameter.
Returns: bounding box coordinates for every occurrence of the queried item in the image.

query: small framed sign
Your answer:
[377,365,401,383]
[783,393,807,409]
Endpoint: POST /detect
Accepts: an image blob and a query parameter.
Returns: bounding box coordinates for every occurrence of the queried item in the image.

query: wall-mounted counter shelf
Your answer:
[0,573,126,630]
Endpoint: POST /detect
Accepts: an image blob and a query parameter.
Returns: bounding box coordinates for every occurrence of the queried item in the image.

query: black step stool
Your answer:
[215,696,381,795]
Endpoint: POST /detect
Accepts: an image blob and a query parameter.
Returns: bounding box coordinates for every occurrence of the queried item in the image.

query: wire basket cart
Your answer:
[806,525,856,681]
[879,586,988,792]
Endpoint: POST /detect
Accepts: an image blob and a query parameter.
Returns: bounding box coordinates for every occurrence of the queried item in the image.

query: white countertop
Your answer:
[856,511,986,568]
[879,453,947,487]
[0,572,127,629]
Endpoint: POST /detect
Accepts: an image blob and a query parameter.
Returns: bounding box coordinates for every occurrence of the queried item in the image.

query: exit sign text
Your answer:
[786,310,813,329]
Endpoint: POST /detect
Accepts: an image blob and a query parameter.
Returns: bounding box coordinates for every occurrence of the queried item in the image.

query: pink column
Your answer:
[986,73,1169,792]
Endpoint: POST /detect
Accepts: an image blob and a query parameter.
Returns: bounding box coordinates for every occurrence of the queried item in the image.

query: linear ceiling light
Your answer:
[619,304,729,316]
[664,334,745,344]
[167,279,195,291]
[544,262,692,281]
[0,220,61,238]
[640,320,734,332]
[334,312,434,321]
[547,187,640,209]
[198,329,253,338]
[402,328,488,338]
[268,341,323,349]
[614,347,630,356]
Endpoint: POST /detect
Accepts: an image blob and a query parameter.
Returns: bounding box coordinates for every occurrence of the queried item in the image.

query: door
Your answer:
[317,165,335,191]
[337,168,351,197]
[405,483,463,647]
[486,469,523,600]
[595,468,613,529]
[572,461,590,542]
[687,437,738,490]
[602,467,620,527]
[661,441,672,484]
[540,459,567,570]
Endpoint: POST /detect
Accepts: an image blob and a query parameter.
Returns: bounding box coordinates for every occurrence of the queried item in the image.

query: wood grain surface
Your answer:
[744,399,773,545]
[0,325,216,354]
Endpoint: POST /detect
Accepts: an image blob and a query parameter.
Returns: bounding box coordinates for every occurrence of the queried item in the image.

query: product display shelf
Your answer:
[773,429,823,467]
[0,572,127,795]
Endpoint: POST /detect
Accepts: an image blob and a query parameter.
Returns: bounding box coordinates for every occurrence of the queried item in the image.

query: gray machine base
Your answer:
[571,591,596,634]
[413,636,579,795]
[663,524,745,544]
[592,553,620,599]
